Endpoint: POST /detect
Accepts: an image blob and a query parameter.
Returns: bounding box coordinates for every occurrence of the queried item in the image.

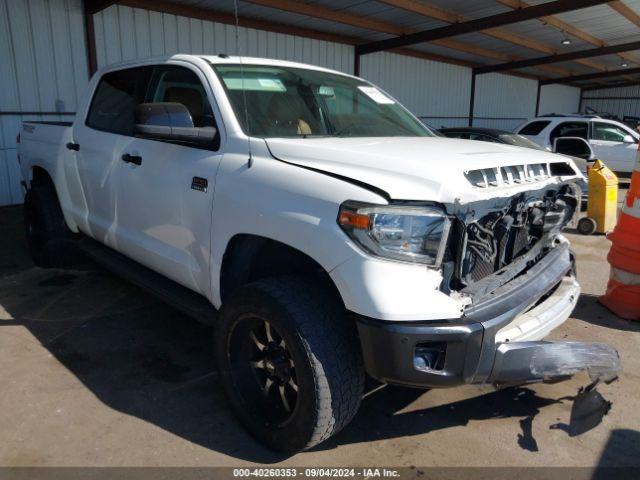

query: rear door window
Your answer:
[86,67,152,135]
[549,121,588,144]
[518,121,550,136]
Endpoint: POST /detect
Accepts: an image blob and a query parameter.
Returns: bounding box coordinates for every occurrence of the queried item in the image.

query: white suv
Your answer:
[517,115,639,174]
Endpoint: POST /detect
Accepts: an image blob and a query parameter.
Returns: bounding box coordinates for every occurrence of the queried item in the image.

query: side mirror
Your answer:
[135,103,216,146]
[623,134,636,144]
[553,137,594,161]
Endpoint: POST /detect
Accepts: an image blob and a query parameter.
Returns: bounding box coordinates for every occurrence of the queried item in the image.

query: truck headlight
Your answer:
[338,201,451,267]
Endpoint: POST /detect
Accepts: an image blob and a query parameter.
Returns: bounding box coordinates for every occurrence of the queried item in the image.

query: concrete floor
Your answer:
[0,200,639,468]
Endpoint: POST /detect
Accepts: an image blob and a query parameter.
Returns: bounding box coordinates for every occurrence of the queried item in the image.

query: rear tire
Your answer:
[23,186,79,268]
[215,276,365,452]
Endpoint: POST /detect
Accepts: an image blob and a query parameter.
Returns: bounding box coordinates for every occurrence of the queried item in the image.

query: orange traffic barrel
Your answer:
[599,145,640,320]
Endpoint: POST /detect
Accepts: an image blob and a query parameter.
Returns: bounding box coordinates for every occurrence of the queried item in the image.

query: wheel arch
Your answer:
[29,165,55,188]
[27,164,79,233]
[219,234,344,306]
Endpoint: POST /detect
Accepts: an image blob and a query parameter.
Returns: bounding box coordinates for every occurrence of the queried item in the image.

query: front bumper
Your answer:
[356,242,621,388]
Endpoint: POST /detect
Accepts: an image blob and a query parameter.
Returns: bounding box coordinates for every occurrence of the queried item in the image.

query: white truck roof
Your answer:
[95,54,356,80]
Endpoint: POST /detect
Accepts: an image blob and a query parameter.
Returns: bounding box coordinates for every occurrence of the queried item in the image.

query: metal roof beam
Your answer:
[582,81,640,91]
[497,0,606,46]
[380,0,605,73]
[118,0,360,45]
[243,0,503,61]
[609,1,640,27]
[85,0,119,15]
[116,0,492,72]
[379,0,623,78]
[245,0,564,78]
[356,0,612,55]
[243,0,408,35]
[496,0,640,70]
[541,67,640,85]
[476,40,640,74]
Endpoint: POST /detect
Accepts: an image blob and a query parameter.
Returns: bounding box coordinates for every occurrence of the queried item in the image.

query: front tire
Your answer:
[23,186,78,268]
[215,276,365,452]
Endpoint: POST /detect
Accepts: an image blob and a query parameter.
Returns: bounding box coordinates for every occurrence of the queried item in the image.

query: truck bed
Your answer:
[19,120,75,190]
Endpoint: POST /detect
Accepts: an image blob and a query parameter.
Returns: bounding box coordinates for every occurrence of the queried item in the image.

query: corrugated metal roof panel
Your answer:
[159,0,640,82]
[423,0,511,19]
[497,20,594,52]
[451,30,549,58]
[411,43,486,65]
[552,3,640,44]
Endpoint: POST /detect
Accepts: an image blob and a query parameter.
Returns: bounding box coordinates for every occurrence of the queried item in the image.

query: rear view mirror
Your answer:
[553,137,595,161]
[135,103,217,146]
[623,134,636,144]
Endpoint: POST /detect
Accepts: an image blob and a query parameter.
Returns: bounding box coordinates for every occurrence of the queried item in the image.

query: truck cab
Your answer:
[17,55,620,453]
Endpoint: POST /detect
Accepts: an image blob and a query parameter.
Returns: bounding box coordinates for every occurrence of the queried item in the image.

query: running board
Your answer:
[78,238,218,325]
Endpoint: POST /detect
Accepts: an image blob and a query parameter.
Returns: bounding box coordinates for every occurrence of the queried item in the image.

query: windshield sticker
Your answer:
[223,77,286,92]
[358,86,395,104]
[257,78,286,90]
[318,86,335,97]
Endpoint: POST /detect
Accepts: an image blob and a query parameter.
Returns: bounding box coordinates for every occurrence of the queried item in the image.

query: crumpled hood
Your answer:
[265,137,580,204]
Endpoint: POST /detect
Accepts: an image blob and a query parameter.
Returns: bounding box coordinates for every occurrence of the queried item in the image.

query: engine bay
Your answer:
[443,182,581,293]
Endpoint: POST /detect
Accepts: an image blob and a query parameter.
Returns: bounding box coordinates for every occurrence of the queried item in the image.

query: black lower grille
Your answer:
[467,222,536,282]
[469,254,495,282]
[464,218,536,284]
[453,183,579,290]
[512,227,531,258]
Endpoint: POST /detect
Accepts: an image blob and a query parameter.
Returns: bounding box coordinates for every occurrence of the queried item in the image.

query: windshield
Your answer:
[212,64,433,138]
[499,134,545,150]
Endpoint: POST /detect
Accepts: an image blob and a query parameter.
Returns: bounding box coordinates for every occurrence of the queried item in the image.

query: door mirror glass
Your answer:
[553,137,595,160]
[134,103,217,146]
[623,134,636,144]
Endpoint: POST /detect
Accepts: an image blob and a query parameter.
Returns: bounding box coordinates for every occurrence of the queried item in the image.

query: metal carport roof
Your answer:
[84,0,640,89]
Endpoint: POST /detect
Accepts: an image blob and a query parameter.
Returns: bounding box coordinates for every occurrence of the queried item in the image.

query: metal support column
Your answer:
[469,71,477,127]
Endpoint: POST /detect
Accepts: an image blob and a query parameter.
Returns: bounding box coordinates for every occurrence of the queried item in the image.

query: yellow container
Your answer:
[587,159,618,234]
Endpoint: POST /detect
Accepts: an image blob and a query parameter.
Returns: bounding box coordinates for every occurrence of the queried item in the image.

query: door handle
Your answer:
[121,153,142,165]
[66,142,80,151]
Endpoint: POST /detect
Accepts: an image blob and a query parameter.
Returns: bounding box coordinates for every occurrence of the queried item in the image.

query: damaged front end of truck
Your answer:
[358,161,621,395]
[437,166,622,388]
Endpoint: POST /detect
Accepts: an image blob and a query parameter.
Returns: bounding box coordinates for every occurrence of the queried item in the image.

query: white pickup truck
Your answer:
[17,55,620,452]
